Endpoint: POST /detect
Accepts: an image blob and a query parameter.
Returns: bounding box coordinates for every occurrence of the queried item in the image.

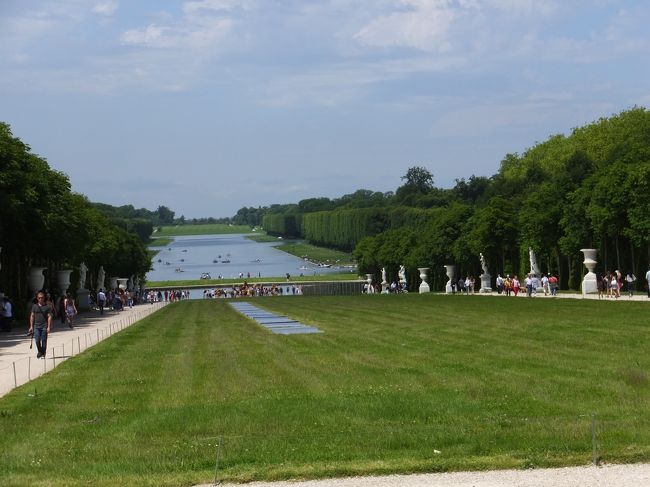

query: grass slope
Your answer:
[1,295,649,486]
[154,224,253,236]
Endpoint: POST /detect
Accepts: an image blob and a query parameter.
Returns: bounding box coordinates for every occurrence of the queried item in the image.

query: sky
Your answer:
[1,1,649,219]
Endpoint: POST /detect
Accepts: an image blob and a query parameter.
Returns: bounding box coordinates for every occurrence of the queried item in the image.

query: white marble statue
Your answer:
[398,265,406,283]
[529,247,541,276]
[480,253,488,275]
[78,262,88,289]
[381,267,387,284]
[97,266,105,290]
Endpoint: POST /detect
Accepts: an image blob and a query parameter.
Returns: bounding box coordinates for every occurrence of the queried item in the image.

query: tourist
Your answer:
[541,274,550,296]
[610,273,620,299]
[597,273,605,299]
[1,296,12,332]
[625,271,636,298]
[512,276,520,296]
[496,274,504,294]
[548,274,558,296]
[64,293,78,328]
[97,288,106,315]
[29,292,53,359]
[525,274,533,297]
[504,275,512,296]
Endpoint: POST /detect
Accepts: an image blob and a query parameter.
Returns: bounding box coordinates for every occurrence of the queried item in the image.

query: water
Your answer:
[146,234,350,282]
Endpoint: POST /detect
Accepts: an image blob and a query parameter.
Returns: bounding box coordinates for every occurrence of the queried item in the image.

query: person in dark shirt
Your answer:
[29,292,52,359]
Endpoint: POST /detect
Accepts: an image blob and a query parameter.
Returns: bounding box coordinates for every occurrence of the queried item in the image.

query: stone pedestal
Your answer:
[480,273,492,293]
[366,274,374,294]
[418,267,430,293]
[581,248,598,295]
[77,289,91,310]
[444,265,455,294]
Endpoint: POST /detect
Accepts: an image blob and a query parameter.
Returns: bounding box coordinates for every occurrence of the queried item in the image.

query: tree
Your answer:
[156,205,175,225]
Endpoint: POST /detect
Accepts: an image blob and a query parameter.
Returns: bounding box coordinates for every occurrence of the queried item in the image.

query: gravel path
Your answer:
[200,463,650,487]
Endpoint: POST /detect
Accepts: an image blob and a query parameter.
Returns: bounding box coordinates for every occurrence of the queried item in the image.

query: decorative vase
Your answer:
[56,269,73,294]
[366,273,374,294]
[117,278,128,290]
[418,267,430,293]
[580,248,598,295]
[28,267,47,294]
[444,265,455,294]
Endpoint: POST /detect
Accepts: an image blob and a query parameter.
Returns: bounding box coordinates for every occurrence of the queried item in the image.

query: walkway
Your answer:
[0,302,166,397]
[229,301,322,334]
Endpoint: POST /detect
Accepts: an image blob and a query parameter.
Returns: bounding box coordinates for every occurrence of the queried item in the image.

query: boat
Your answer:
[221,260,230,264]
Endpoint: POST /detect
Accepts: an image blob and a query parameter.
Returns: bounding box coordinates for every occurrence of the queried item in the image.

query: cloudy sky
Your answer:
[1,1,649,218]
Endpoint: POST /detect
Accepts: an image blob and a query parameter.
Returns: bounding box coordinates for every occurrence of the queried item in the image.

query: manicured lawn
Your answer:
[154,224,253,236]
[246,234,286,243]
[275,241,355,266]
[1,295,649,486]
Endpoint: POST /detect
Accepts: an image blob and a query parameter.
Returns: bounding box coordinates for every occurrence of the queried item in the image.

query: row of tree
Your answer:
[260,108,650,291]
[0,123,152,316]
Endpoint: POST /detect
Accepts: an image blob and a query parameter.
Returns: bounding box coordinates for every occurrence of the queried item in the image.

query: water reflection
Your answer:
[147,234,350,282]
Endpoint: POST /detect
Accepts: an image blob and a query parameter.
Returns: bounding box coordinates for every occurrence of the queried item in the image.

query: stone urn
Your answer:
[366,273,374,294]
[444,265,456,294]
[117,278,128,290]
[56,269,73,294]
[28,266,47,294]
[418,267,430,294]
[580,248,598,295]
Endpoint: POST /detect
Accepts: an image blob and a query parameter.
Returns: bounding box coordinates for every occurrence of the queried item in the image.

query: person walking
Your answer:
[64,293,78,328]
[29,292,53,359]
[625,271,636,298]
[97,288,106,315]
[1,296,12,332]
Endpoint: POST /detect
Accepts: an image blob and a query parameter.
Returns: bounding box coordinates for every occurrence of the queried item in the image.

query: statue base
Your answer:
[445,282,453,294]
[419,283,430,294]
[77,289,91,310]
[582,272,598,295]
[480,274,492,293]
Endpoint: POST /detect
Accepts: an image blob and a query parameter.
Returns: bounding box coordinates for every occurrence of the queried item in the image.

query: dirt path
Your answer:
[201,463,650,487]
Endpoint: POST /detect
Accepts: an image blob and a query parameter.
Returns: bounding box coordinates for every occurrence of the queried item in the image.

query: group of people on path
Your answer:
[597,270,639,299]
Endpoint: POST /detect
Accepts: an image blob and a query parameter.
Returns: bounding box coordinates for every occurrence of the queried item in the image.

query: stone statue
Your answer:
[398,265,406,283]
[97,266,106,290]
[529,247,541,276]
[381,267,387,284]
[78,262,88,290]
[480,253,488,275]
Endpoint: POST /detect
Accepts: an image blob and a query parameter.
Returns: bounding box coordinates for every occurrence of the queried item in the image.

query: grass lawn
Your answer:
[145,272,360,288]
[154,224,254,236]
[1,295,649,486]
[148,237,174,247]
[246,234,286,243]
[275,241,355,266]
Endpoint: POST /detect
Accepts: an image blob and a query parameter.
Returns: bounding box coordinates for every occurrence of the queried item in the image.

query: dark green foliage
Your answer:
[0,123,151,310]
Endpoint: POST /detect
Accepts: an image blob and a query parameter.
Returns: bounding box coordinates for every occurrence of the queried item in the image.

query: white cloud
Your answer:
[183,0,254,14]
[92,1,118,17]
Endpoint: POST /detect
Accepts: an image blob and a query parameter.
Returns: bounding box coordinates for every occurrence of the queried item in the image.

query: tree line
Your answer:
[0,123,152,315]
[259,108,650,291]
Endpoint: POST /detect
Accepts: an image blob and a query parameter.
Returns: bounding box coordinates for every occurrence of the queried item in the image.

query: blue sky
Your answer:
[1,0,649,218]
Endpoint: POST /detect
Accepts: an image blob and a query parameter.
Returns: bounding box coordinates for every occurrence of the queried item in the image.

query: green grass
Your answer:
[154,224,253,236]
[246,234,286,243]
[148,237,174,247]
[2,295,650,486]
[146,272,360,288]
[275,242,355,266]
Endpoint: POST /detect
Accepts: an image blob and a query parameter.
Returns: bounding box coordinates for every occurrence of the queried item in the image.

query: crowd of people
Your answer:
[202,282,303,298]
[596,270,638,299]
